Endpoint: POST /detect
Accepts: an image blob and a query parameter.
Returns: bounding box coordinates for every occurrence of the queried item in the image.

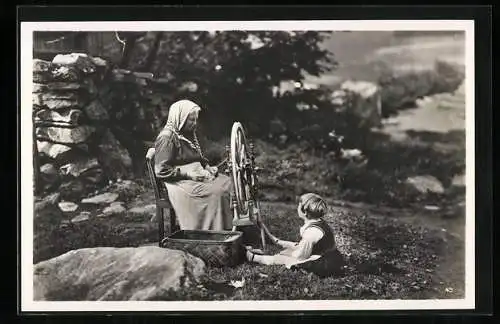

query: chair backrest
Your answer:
[145,147,166,202]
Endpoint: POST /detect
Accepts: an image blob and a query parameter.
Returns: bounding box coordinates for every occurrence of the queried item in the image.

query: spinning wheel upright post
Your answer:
[227,122,267,252]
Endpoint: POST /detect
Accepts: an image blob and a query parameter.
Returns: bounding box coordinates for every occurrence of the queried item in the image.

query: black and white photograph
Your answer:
[20,19,475,312]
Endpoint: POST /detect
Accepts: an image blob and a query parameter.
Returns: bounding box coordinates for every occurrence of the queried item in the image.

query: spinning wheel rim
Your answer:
[231,122,252,216]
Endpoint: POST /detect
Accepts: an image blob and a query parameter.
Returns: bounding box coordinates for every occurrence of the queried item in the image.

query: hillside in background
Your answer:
[305,31,465,86]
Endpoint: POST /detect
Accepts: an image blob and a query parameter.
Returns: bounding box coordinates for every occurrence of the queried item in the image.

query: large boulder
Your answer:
[33,247,206,301]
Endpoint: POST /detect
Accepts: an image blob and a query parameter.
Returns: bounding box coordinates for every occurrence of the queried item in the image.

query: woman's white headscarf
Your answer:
[163,99,206,161]
[165,99,201,133]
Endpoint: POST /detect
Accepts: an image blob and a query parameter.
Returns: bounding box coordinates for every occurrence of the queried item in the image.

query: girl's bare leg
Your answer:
[246,250,295,266]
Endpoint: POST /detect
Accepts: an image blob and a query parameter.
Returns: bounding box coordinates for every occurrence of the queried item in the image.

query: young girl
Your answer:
[246,193,346,278]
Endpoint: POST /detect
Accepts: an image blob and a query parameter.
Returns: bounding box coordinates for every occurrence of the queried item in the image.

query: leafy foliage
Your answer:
[100,31,337,139]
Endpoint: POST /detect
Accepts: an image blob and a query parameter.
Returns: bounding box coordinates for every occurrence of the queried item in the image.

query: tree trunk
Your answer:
[118,33,141,69]
[141,32,163,72]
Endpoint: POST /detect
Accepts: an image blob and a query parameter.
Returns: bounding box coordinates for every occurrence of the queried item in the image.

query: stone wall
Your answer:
[33,54,152,200]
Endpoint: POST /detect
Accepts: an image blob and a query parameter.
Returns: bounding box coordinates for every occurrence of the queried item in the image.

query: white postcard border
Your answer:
[20,19,475,312]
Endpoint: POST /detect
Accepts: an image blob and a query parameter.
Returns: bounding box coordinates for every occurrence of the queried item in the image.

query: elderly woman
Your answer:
[154,99,233,231]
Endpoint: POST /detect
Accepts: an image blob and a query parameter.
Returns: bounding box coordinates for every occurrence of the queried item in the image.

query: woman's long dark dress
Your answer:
[154,129,233,231]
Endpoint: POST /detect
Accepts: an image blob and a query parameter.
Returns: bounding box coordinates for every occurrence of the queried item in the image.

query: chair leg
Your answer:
[170,208,179,233]
[157,206,164,247]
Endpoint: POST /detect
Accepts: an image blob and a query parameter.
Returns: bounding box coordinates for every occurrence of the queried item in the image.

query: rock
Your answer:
[83,99,109,120]
[33,94,44,107]
[33,83,47,93]
[41,92,81,102]
[40,163,60,187]
[60,158,100,178]
[81,192,119,205]
[90,57,108,67]
[58,201,79,213]
[46,82,83,91]
[50,65,82,82]
[36,141,77,165]
[339,80,382,128]
[96,130,133,179]
[101,203,126,217]
[33,59,51,74]
[52,53,97,74]
[33,247,206,301]
[36,109,83,126]
[43,98,80,110]
[406,175,445,194]
[71,212,90,223]
[36,125,95,144]
[128,204,157,218]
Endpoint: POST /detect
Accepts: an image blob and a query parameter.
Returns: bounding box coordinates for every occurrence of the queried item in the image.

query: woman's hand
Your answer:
[187,169,215,182]
[205,165,218,177]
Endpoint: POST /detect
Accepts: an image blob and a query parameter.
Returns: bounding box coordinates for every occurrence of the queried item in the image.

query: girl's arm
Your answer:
[260,222,297,248]
[288,227,324,260]
[277,239,299,249]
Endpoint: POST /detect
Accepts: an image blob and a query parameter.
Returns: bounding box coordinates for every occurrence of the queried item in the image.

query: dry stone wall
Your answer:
[33,53,161,200]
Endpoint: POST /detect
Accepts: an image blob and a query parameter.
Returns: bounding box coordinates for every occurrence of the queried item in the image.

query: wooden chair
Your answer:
[145,147,179,247]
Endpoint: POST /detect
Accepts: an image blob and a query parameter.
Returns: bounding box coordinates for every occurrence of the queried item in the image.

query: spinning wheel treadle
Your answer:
[227,122,266,251]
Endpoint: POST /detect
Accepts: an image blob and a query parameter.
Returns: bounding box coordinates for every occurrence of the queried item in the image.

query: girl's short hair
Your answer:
[299,193,327,219]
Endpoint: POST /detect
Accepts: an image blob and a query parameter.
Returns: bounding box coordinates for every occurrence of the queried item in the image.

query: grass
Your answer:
[34,194,464,300]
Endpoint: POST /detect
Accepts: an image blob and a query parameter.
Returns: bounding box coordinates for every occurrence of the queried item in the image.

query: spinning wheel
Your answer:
[226,122,267,251]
